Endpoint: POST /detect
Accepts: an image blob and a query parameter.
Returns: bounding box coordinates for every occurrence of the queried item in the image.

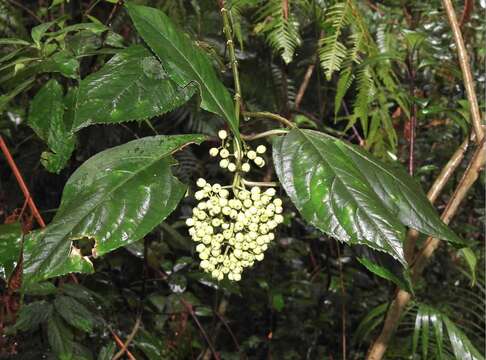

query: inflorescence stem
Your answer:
[220,2,244,189]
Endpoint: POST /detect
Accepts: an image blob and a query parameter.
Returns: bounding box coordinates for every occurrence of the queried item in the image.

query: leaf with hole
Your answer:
[126,3,239,138]
[273,129,462,265]
[72,45,195,132]
[23,134,206,285]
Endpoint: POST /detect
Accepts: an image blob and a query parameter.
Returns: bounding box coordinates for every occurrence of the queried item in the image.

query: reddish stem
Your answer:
[0,136,45,228]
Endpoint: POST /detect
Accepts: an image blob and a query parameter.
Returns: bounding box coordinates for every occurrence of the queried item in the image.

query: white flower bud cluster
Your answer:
[186,178,284,281]
[209,130,268,173]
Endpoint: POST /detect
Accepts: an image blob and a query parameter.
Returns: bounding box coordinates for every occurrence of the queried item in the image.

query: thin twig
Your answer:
[241,129,288,141]
[181,298,219,360]
[243,111,295,128]
[112,315,142,360]
[110,330,136,360]
[335,242,347,360]
[202,297,230,360]
[442,0,484,143]
[295,62,316,109]
[0,136,45,228]
[6,0,42,23]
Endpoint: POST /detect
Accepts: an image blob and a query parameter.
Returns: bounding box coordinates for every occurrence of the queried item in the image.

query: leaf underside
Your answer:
[23,134,206,285]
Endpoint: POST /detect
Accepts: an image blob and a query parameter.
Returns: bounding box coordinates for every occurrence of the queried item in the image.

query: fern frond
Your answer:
[334,65,354,116]
[255,0,302,64]
[353,65,374,135]
[228,0,259,49]
[318,1,352,79]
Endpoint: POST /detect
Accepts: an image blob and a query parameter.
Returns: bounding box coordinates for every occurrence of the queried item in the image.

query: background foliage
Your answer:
[0,0,484,359]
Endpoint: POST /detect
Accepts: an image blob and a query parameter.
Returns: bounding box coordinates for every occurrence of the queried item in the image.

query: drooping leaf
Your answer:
[412,304,484,360]
[72,45,195,132]
[273,129,462,265]
[443,315,485,360]
[11,301,53,332]
[47,314,74,357]
[357,257,412,293]
[458,247,477,286]
[126,3,239,138]
[28,79,75,173]
[23,134,206,285]
[54,296,95,333]
[0,222,22,280]
[354,302,388,343]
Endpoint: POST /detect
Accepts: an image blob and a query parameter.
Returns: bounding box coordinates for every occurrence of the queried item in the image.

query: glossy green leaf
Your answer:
[443,315,485,360]
[72,45,195,132]
[54,296,95,333]
[412,304,483,360]
[28,79,75,173]
[273,129,462,265]
[0,222,22,280]
[23,134,206,285]
[430,311,444,359]
[126,3,239,138]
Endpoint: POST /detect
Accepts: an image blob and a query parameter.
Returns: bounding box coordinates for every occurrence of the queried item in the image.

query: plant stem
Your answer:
[241,179,278,187]
[219,1,244,189]
[241,129,288,140]
[243,111,296,129]
[0,136,45,228]
[112,315,142,360]
[442,0,484,143]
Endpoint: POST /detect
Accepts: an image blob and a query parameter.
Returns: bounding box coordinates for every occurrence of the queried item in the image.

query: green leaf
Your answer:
[31,20,56,46]
[354,302,388,343]
[40,51,80,79]
[24,281,58,296]
[430,310,444,359]
[126,3,239,138]
[72,45,194,132]
[47,314,74,357]
[443,315,485,360]
[357,257,412,293]
[458,247,477,286]
[0,38,31,46]
[0,222,22,280]
[28,79,75,173]
[54,296,95,333]
[12,301,53,332]
[272,293,285,312]
[23,134,206,285]
[273,129,462,265]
